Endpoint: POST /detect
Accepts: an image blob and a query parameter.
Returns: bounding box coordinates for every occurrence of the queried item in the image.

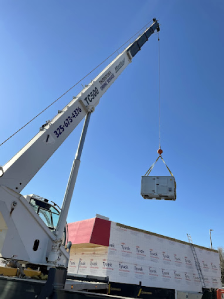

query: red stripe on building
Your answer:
[67,217,111,246]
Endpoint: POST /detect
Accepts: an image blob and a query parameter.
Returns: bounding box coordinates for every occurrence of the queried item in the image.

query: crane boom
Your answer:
[0,19,159,193]
[0,19,159,271]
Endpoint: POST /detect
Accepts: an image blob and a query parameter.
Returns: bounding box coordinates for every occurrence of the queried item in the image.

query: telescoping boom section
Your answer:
[0,19,159,193]
[0,20,160,268]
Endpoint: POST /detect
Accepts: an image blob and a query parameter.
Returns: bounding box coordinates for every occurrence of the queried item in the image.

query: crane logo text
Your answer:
[115,58,125,73]
[99,71,115,91]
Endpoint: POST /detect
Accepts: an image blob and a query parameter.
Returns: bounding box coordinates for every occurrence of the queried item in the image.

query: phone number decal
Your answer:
[54,107,82,138]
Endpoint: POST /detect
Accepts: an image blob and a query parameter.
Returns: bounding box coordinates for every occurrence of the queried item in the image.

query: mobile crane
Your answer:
[0,19,160,296]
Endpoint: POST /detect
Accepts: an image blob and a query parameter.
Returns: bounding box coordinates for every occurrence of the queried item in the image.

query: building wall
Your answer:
[68,220,221,292]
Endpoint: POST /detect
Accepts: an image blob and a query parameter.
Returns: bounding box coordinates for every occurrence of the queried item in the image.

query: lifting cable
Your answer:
[0,19,154,148]
[144,32,174,179]
[158,32,161,150]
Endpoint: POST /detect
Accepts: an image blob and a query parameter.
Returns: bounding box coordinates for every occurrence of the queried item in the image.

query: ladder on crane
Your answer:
[187,234,206,289]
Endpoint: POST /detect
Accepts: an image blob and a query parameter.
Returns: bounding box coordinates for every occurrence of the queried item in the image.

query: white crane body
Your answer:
[0,187,69,266]
[0,20,160,268]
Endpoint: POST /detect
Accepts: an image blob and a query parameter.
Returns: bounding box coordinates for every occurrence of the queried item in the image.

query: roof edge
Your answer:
[116,223,218,253]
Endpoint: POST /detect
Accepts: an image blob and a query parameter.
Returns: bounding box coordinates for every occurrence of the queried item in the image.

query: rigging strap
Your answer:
[144,155,174,177]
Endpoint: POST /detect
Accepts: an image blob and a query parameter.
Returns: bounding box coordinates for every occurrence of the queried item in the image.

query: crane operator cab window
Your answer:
[29,197,60,229]
[26,194,67,245]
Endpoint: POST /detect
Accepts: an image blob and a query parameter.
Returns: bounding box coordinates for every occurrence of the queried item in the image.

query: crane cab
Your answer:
[141,176,176,201]
[24,194,67,245]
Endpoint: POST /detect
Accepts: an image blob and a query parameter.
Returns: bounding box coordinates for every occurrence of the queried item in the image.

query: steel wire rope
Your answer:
[144,33,175,177]
[144,33,161,175]
[158,32,161,149]
[0,19,154,148]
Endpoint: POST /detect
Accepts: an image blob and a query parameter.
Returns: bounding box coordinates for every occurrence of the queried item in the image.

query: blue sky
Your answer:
[0,1,224,249]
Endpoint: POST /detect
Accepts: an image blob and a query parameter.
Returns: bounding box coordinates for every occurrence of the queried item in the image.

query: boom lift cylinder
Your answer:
[48,111,92,264]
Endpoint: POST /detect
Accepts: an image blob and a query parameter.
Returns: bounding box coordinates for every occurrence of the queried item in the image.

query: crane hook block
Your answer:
[157,148,163,156]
